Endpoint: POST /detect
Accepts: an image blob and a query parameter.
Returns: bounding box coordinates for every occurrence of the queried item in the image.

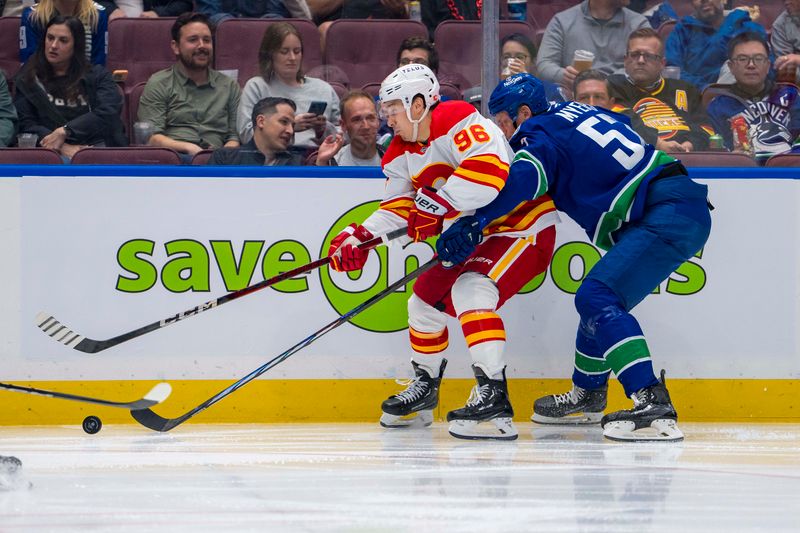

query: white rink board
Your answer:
[4,175,800,380]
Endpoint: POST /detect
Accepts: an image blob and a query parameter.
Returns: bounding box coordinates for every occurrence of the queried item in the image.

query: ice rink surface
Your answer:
[1,422,798,532]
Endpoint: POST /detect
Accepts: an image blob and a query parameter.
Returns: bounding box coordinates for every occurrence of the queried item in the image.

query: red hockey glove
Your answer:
[407,187,454,242]
[328,223,375,272]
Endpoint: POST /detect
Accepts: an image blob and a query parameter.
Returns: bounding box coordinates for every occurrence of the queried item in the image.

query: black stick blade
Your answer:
[130,407,181,432]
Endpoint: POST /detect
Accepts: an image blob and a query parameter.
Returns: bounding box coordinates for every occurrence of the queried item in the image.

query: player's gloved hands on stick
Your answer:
[328,223,375,272]
[407,187,454,242]
[436,215,483,268]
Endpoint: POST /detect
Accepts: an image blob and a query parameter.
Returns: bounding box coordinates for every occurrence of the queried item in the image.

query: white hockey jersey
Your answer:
[362,100,557,242]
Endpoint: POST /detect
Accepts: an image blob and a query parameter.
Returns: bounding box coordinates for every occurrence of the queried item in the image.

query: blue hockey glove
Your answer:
[436,216,483,267]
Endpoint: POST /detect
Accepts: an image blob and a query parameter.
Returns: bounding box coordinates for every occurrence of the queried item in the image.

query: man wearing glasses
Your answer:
[665,0,766,88]
[707,31,800,160]
[609,28,714,153]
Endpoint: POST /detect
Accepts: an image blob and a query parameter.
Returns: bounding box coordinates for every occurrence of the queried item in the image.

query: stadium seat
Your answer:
[657,20,677,42]
[0,148,63,165]
[127,82,147,132]
[668,151,758,167]
[435,20,536,89]
[191,149,214,165]
[524,1,576,31]
[701,83,730,110]
[70,147,182,165]
[324,19,428,89]
[765,153,800,167]
[439,83,462,101]
[329,81,348,100]
[361,82,380,99]
[0,17,22,85]
[215,18,322,86]
[106,18,178,93]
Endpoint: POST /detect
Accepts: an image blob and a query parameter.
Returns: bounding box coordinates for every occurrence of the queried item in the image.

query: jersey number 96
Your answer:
[454,125,490,152]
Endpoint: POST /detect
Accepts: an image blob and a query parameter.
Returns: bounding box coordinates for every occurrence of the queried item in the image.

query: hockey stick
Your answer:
[0,381,171,410]
[131,257,439,432]
[36,227,407,354]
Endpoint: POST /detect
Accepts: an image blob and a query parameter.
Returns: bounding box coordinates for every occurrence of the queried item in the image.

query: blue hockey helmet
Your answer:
[488,73,548,123]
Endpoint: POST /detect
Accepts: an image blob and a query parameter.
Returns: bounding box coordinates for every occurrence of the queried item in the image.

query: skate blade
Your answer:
[602,419,684,442]
[448,418,518,441]
[532,411,603,425]
[380,410,433,429]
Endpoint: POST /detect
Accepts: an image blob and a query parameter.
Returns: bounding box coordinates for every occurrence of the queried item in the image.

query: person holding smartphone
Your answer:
[237,21,340,149]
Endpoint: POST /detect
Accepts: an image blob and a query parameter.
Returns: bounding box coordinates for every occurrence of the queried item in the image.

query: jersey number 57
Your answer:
[576,114,645,170]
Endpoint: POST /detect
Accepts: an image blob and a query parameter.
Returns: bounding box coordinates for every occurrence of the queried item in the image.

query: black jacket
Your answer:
[14,64,128,147]
[208,139,308,166]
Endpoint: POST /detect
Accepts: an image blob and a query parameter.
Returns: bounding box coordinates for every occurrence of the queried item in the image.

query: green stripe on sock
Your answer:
[605,337,651,375]
[574,350,610,374]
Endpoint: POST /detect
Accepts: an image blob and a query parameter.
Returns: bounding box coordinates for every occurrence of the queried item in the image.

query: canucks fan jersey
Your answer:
[481,101,677,251]
[362,100,558,243]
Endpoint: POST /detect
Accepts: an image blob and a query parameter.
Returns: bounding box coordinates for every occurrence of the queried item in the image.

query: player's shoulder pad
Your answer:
[381,135,424,168]
[429,100,479,140]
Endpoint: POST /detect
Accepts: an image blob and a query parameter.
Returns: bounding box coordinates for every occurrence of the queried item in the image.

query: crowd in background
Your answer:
[0,0,798,165]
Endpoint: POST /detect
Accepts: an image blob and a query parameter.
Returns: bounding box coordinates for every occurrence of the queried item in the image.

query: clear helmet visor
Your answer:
[379,100,405,121]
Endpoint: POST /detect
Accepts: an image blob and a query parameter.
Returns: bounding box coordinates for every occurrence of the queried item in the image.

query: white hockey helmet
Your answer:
[379,63,440,108]
[379,64,440,141]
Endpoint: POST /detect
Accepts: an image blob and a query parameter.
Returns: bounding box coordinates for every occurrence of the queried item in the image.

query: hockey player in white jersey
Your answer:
[328,64,559,440]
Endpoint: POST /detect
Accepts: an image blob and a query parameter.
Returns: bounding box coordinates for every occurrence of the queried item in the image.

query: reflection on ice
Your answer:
[0,423,798,532]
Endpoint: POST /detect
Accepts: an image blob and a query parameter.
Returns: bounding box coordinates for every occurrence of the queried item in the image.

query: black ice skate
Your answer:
[380,359,447,428]
[447,365,517,441]
[601,370,684,442]
[532,383,608,425]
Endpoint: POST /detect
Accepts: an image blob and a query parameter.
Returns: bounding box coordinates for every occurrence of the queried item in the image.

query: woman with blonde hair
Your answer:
[20,0,110,65]
[237,21,340,149]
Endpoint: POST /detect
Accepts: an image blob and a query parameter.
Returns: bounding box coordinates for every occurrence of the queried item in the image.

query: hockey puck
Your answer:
[82,415,102,434]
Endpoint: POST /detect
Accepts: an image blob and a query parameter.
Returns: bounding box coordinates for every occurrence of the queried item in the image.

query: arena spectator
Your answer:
[771,0,800,84]
[14,16,127,159]
[609,28,713,152]
[707,32,800,160]
[397,36,439,73]
[0,71,17,147]
[315,89,384,166]
[2,0,25,16]
[573,69,660,147]
[501,33,566,102]
[238,22,339,149]
[209,96,308,165]
[665,0,766,88]
[421,0,480,40]
[196,0,311,24]
[341,0,407,19]
[536,0,649,91]
[20,0,111,66]
[138,13,240,160]
[98,0,194,18]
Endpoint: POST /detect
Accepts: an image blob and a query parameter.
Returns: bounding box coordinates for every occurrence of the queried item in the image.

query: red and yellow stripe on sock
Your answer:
[409,327,449,354]
[459,311,506,348]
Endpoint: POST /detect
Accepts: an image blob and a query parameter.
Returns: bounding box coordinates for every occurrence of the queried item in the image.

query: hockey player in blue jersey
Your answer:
[435,73,712,441]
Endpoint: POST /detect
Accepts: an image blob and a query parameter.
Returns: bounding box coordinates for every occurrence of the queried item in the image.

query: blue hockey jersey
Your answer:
[477,101,677,251]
